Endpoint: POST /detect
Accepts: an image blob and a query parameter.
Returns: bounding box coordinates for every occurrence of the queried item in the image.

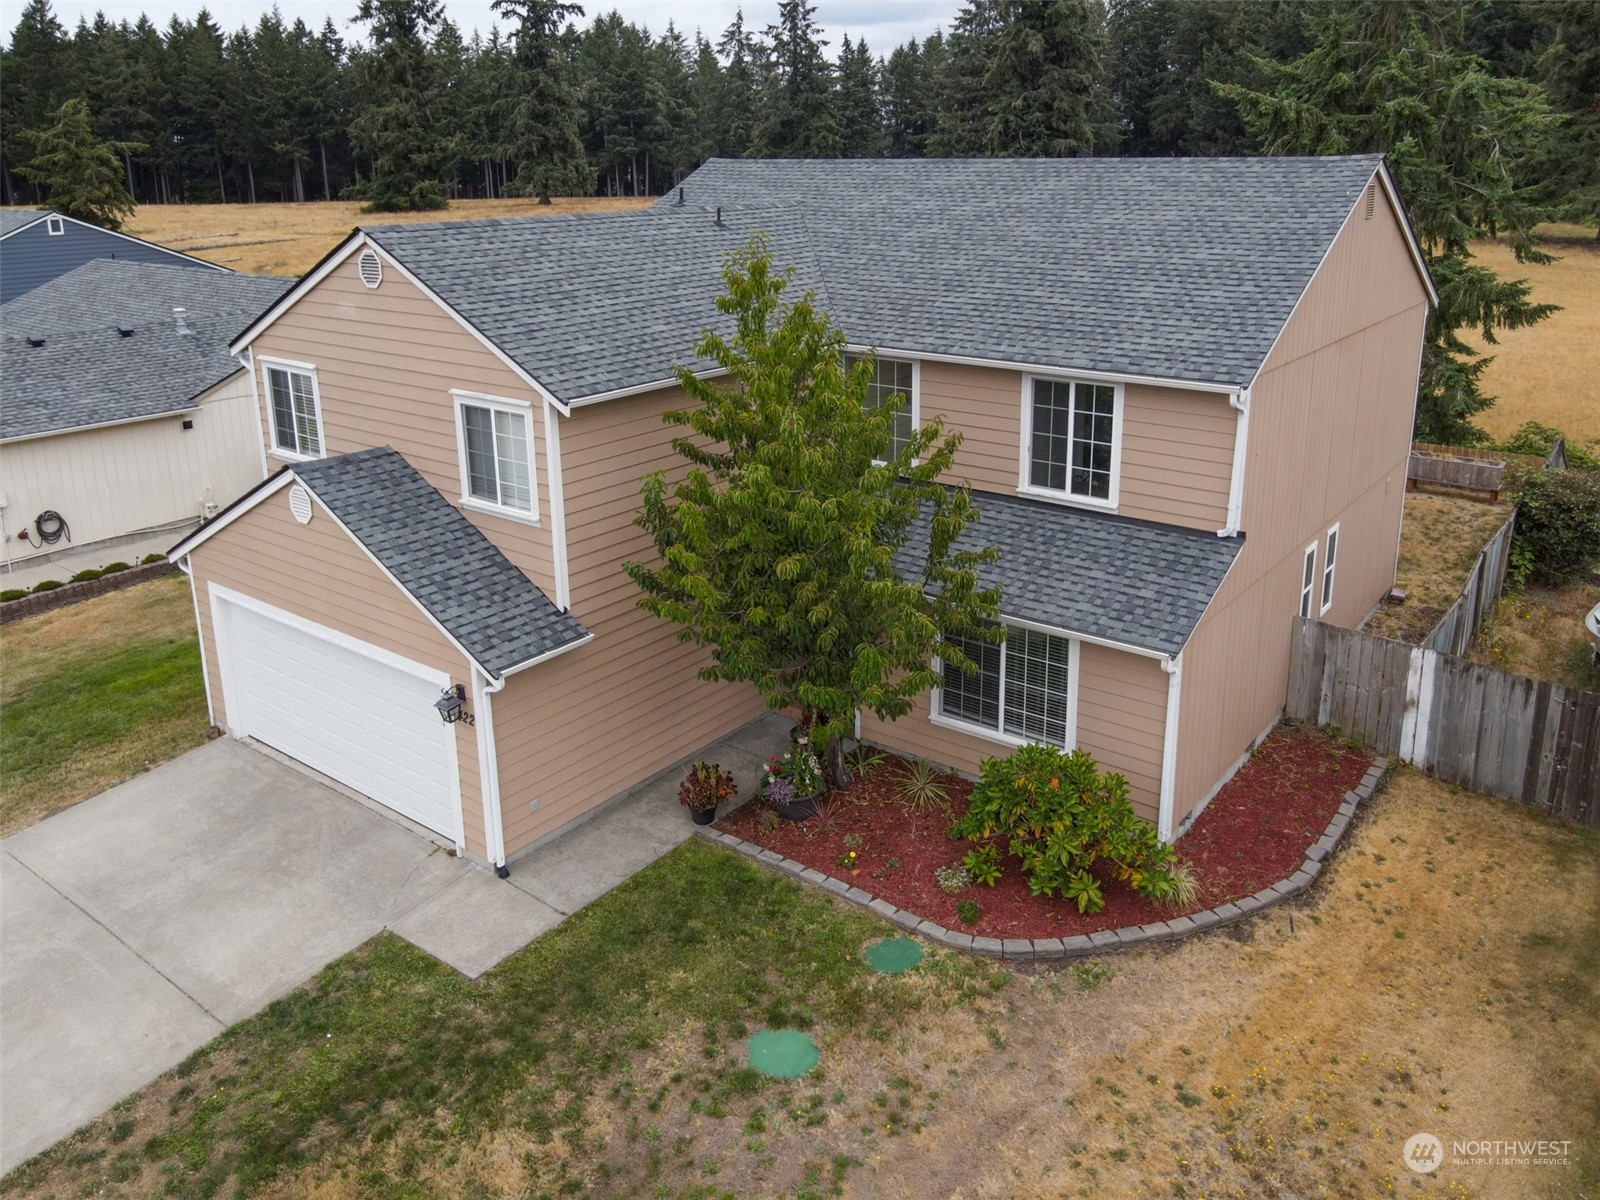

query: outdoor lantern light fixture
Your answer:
[435,683,474,726]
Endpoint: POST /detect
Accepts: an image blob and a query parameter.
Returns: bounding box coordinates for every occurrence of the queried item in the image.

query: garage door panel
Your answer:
[217,597,459,841]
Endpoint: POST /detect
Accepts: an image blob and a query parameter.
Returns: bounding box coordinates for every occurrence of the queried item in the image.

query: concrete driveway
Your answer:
[0,714,792,1175]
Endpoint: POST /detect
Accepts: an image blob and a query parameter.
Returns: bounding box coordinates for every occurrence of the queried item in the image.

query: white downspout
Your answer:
[1219,386,1251,538]
[472,667,509,873]
[1157,652,1184,843]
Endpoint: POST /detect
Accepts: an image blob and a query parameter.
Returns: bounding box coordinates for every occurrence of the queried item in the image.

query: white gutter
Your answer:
[472,667,510,871]
[1219,386,1251,537]
[1157,651,1184,843]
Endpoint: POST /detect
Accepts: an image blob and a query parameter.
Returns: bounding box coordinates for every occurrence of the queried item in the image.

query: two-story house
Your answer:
[169,155,1434,872]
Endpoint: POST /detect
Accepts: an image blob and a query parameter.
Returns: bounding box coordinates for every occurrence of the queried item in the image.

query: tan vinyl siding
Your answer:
[918,359,1233,531]
[1170,180,1430,829]
[187,487,486,858]
[490,387,767,856]
[858,640,1169,823]
[0,371,261,563]
[249,254,557,596]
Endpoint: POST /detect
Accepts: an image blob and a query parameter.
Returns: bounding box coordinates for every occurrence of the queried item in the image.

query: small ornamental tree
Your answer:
[625,234,1002,786]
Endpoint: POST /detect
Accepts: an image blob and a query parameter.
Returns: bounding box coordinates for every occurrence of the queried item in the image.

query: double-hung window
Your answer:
[847,354,916,463]
[454,392,535,520]
[1320,524,1339,614]
[938,622,1077,748]
[1299,543,1318,619]
[264,362,322,458]
[1025,377,1119,505]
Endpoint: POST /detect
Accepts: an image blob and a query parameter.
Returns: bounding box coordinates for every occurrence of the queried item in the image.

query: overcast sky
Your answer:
[36,0,959,55]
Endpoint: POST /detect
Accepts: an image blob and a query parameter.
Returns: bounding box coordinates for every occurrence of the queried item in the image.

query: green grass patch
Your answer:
[4,840,986,1198]
[0,576,208,834]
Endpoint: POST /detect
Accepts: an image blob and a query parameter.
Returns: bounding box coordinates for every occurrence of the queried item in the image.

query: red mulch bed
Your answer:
[715,724,1372,940]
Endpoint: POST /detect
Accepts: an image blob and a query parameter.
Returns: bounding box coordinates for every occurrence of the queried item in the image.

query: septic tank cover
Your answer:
[746,1029,819,1079]
[863,937,924,974]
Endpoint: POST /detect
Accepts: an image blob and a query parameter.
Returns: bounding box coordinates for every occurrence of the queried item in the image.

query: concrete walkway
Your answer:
[0,528,193,591]
[0,712,791,1174]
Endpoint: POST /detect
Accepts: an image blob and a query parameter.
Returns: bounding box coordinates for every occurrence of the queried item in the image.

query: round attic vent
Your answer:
[357,247,383,289]
[288,483,313,525]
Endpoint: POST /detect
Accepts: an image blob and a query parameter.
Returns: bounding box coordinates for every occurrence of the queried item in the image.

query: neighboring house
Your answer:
[169,155,1433,871]
[0,260,292,569]
[0,208,228,303]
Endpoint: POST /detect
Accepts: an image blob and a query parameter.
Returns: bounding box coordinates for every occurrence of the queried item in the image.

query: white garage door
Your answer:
[214,592,460,841]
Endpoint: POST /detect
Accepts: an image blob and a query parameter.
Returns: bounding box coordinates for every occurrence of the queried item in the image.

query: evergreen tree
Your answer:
[17,97,142,228]
[493,0,588,202]
[1218,1,1561,444]
[625,235,1001,786]
[349,0,450,210]
[883,33,945,157]
[1535,1,1600,234]
[749,1,838,157]
[711,9,764,158]
[1,0,73,203]
[834,34,887,157]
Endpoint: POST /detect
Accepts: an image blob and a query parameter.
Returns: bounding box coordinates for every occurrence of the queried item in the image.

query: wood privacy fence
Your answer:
[1288,618,1598,824]
[1420,510,1517,655]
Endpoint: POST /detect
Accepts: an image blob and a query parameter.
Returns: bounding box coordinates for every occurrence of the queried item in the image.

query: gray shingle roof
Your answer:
[898,489,1243,657]
[356,155,1390,403]
[0,209,46,236]
[1,259,291,441]
[364,206,826,401]
[290,447,589,677]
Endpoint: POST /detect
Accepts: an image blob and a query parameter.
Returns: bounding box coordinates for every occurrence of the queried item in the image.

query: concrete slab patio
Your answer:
[0,711,794,1175]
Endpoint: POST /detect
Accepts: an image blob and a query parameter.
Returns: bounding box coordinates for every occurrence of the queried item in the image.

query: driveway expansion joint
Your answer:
[693,751,1382,962]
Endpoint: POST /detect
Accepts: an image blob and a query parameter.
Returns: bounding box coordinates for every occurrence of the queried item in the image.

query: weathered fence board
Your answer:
[1288,617,1598,824]
[1421,511,1517,655]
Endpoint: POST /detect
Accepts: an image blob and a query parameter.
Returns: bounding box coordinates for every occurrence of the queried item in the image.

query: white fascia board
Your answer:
[0,213,50,239]
[229,232,368,353]
[364,240,572,416]
[846,344,1241,395]
[565,368,725,408]
[495,631,595,679]
[1,405,202,445]
[63,213,231,272]
[167,471,295,560]
[1374,161,1439,307]
[998,608,1173,664]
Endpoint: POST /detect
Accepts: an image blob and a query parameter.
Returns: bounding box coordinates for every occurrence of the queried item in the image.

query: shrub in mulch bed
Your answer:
[715,723,1372,941]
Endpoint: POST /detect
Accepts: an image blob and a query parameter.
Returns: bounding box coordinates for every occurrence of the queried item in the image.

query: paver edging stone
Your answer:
[691,752,1381,962]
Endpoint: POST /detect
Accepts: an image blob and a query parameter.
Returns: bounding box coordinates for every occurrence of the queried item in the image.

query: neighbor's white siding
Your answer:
[0,370,262,563]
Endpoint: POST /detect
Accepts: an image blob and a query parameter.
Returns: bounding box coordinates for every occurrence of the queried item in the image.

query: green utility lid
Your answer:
[862,937,924,974]
[746,1029,819,1079]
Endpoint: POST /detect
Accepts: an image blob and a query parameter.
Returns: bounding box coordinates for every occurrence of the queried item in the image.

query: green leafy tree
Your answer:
[625,235,1002,786]
[493,0,588,202]
[349,0,450,211]
[16,97,142,228]
[1217,1,1560,445]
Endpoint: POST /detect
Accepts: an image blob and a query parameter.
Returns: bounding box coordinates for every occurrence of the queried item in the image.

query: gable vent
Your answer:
[1365,181,1376,220]
[288,483,314,525]
[357,248,383,289]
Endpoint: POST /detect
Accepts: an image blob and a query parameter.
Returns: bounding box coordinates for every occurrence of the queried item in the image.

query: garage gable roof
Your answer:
[174,448,590,678]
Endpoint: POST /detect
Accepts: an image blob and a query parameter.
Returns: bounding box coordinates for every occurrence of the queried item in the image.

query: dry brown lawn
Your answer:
[1471,579,1600,691]
[1466,229,1600,451]
[115,196,654,276]
[1367,488,1514,642]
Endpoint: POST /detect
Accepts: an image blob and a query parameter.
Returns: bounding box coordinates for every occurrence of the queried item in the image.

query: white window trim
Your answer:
[931,618,1081,751]
[259,356,327,462]
[851,354,920,467]
[45,215,64,236]
[1299,541,1318,619]
[1017,373,1124,512]
[451,389,540,526]
[1320,523,1340,615]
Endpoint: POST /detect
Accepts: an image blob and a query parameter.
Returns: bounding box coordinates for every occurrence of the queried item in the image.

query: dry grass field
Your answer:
[1367,488,1514,643]
[117,196,654,276]
[1467,227,1600,450]
[1472,580,1600,691]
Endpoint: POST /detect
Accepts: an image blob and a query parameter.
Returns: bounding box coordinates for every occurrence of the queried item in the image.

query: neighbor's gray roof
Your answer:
[1,259,291,441]
[349,155,1391,403]
[0,209,46,236]
[898,489,1243,657]
[291,447,589,677]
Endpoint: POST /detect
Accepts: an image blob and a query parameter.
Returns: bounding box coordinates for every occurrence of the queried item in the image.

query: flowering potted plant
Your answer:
[679,761,737,825]
[763,736,827,822]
